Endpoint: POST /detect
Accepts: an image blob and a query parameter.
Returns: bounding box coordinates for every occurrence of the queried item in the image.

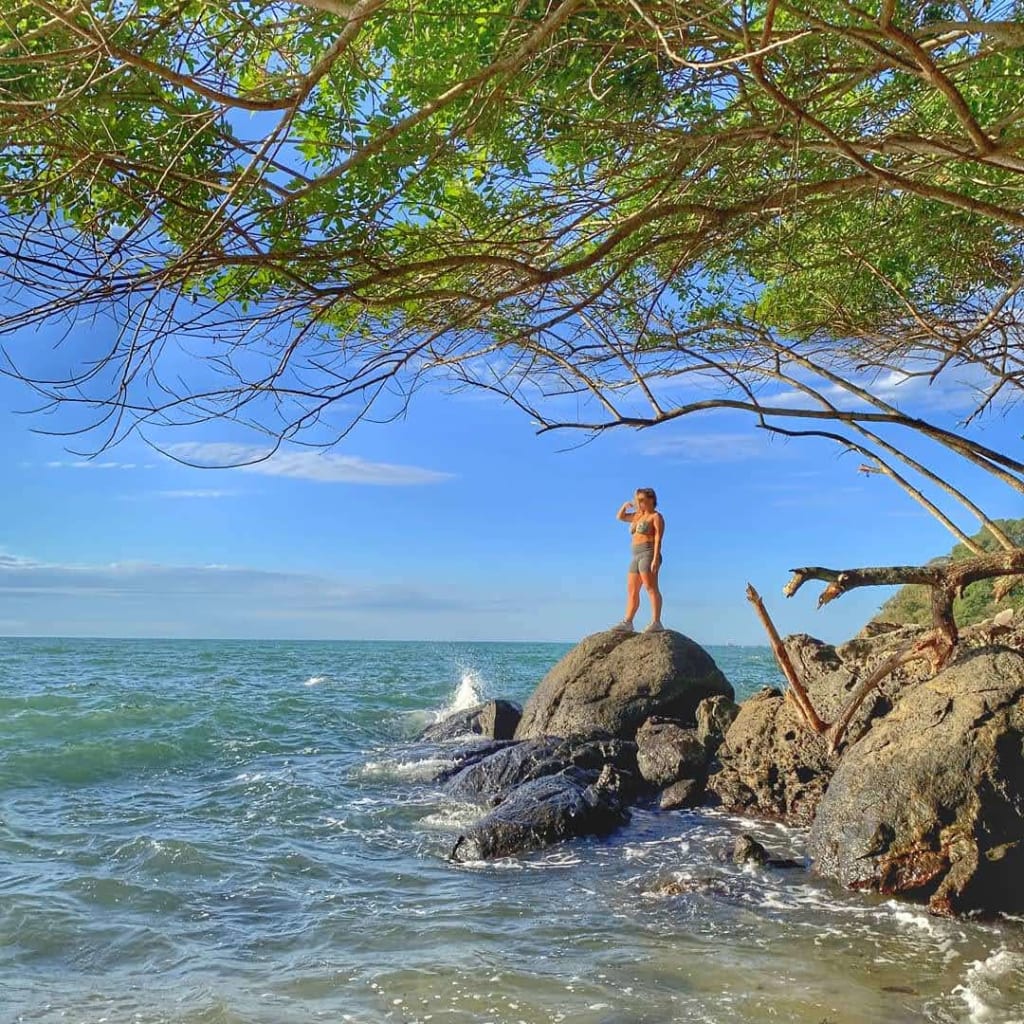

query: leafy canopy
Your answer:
[0,1,1022,532]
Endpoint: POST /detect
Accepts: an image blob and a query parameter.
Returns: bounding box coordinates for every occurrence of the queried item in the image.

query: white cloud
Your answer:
[640,431,788,462]
[760,361,999,416]
[45,459,152,470]
[164,442,453,485]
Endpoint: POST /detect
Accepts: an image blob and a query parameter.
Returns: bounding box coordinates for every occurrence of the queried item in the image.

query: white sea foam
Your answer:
[537,850,582,867]
[951,948,1024,1023]
[454,856,526,871]
[887,902,943,936]
[357,757,452,781]
[303,675,327,687]
[417,806,480,830]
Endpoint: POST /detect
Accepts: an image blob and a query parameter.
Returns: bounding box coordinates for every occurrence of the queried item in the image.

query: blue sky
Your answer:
[0,324,1020,644]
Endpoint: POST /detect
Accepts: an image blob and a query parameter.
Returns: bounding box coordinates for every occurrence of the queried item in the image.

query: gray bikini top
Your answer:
[631,516,653,536]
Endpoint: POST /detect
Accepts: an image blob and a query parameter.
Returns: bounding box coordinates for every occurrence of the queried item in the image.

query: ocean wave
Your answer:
[951,948,1024,1024]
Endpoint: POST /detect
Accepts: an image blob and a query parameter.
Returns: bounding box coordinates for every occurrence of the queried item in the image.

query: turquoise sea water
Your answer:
[1,637,1022,1024]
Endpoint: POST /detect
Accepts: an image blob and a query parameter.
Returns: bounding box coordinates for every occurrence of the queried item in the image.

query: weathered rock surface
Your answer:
[445,736,638,806]
[708,631,932,824]
[418,700,522,742]
[449,765,630,862]
[514,629,733,741]
[659,777,704,811]
[695,695,740,754]
[706,684,834,824]
[428,738,519,784]
[808,647,1024,916]
[635,718,707,788]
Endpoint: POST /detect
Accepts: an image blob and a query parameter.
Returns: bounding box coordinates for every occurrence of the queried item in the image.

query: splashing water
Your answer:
[952,948,1024,1024]
[446,666,485,714]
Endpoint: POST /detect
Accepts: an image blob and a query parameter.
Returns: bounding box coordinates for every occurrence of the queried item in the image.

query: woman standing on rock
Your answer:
[613,487,665,633]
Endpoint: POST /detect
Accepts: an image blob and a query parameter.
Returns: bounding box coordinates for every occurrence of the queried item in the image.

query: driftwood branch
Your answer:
[745,584,828,734]
[751,549,1024,751]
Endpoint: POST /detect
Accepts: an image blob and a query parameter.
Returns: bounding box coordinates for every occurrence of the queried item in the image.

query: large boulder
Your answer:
[450,764,630,862]
[808,647,1024,916]
[708,631,931,824]
[514,629,733,741]
[418,700,522,742]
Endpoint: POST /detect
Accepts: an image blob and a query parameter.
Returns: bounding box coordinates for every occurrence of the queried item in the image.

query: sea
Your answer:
[1,637,1022,1024]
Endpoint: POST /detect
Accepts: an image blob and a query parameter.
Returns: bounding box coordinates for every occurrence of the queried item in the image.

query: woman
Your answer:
[612,487,665,633]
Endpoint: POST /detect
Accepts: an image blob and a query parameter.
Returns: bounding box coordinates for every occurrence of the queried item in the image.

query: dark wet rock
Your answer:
[514,629,733,742]
[695,695,740,754]
[732,834,768,865]
[659,777,704,811]
[808,647,1024,916]
[708,631,933,825]
[418,700,522,742]
[635,718,707,787]
[727,835,802,869]
[444,735,639,806]
[449,764,630,862]
[427,738,519,784]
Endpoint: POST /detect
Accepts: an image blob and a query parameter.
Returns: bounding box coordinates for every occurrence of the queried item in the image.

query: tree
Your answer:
[1,1,1022,650]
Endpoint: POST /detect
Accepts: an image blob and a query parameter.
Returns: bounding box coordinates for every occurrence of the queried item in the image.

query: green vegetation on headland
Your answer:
[876,520,1024,627]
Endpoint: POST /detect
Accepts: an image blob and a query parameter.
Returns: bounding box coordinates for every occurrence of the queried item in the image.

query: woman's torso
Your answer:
[630,513,657,547]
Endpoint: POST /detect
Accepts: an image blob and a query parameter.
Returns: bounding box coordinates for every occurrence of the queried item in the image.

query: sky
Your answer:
[0,320,1021,645]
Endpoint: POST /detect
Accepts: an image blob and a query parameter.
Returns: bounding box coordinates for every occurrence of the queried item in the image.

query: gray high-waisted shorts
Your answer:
[629,545,657,574]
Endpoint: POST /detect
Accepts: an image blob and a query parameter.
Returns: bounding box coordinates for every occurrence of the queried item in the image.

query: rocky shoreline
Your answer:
[413,615,1024,918]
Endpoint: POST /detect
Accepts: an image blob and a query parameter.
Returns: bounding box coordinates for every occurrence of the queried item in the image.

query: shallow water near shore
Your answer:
[1,636,1022,1024]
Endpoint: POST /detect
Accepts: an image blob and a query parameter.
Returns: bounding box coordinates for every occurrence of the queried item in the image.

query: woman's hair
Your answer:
[635,487,657,509]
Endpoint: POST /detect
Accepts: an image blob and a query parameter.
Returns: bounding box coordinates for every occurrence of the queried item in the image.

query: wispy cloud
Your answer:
[46,460,152,470]
[640,431,790,462]
[760,363,997,416]
[164,442,454,485]
[0,554,472,616]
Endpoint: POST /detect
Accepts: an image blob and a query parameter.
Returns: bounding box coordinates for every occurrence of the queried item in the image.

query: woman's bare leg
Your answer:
[640,569,663,625]
[624,572,642,623]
